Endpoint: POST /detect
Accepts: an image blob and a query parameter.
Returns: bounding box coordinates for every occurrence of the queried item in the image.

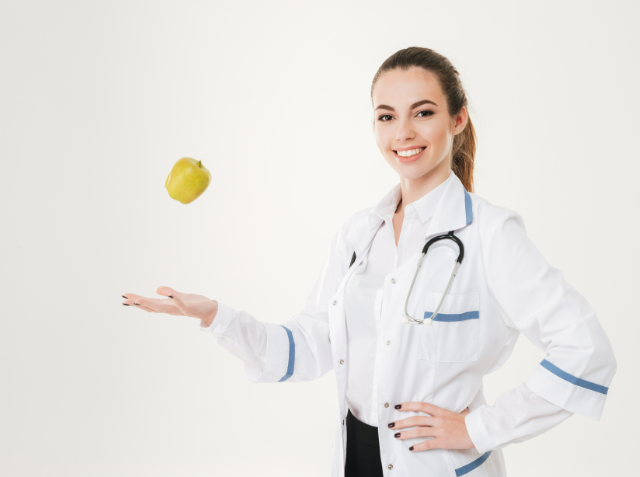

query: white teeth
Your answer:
[396,147,425,157]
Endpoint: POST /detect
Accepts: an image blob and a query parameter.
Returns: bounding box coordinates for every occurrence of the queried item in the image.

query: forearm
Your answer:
[200,301,269,374]
[466,383,573,453]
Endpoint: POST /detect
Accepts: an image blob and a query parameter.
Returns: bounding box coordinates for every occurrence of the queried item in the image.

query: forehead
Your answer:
[373,67,444,108]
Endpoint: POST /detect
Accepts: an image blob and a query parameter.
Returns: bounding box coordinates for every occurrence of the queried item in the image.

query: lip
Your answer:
[395,145,427,151]
[393,147,426,163]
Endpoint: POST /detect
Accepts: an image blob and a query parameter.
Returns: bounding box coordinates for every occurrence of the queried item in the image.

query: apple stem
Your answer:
[197,160,202,168]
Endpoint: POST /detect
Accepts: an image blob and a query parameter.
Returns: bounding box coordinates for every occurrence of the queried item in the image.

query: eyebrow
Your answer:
[374,99,437,112]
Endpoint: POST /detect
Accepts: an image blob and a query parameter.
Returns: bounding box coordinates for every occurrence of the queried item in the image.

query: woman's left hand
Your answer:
[388,402,474,452]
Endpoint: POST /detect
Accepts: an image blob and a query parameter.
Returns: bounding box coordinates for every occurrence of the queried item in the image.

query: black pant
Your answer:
[344,409,383,477]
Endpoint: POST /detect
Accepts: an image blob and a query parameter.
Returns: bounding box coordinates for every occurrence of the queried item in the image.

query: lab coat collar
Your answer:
[371,170,454,226]
[346,170,473,259]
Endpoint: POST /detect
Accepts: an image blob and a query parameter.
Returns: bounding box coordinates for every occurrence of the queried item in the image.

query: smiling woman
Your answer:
[370,53,476,200]
[122,46,616,477]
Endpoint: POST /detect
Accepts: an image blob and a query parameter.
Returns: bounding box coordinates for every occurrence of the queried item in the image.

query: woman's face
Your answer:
[372,67,467,182]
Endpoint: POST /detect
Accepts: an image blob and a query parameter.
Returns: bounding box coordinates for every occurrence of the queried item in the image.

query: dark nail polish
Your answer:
[388,422,395,428]
[395,404,402,409]
[134,303,140,305]
[123,303,129,306]
[168,296,173,298]
[394,432,400,438]
[409,446,414,451]
[122,295,128,299]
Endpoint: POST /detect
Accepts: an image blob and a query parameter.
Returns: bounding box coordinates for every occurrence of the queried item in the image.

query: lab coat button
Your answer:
[340,359,344,364]
[388,464,393,470]
[332,300,337,305]
[391,278,396,284]
[386,340,391,345]
[384,402,389,408]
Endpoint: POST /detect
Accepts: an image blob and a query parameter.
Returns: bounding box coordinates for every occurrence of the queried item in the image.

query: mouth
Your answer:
[393,147,426,163]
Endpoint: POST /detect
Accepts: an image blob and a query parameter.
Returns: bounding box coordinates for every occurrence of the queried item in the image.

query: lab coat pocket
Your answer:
[418,291,480,363]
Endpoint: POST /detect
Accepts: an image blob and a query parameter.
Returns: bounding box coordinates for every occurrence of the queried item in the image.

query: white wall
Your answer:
[1,1,637,475]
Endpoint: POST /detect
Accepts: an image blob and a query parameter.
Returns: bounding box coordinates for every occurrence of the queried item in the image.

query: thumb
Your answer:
[157,286,185,299]
[461,407,470,417]
[169,293,189,314]
[157,286,189,315]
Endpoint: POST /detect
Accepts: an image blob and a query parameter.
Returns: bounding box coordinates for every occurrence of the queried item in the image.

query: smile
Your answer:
[393,147,426,163]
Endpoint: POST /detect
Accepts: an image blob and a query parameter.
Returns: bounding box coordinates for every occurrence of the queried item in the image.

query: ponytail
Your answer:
[452,115,476,192]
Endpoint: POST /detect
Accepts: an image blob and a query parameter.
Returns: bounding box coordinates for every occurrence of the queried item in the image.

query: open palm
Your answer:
[122,286,218,325]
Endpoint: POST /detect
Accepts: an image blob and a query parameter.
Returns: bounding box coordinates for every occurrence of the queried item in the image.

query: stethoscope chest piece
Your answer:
[402,315,433,325]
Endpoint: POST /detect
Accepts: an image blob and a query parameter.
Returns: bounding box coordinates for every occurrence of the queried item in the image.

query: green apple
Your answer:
[165,157,211,204]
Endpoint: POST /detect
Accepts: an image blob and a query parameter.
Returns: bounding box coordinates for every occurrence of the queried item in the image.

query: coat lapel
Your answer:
[346,172,473,257]
[345,212,384,263]
[426,172,473,238]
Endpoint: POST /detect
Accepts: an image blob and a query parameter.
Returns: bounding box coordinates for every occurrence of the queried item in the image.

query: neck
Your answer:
[396,163,451,215]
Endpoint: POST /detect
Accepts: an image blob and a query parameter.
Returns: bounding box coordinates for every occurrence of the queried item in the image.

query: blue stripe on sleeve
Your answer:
[463,189,473,226]
[424,311,479,322]
[455,451,492,476]
[540,359,608,395]
[278,326,295,382]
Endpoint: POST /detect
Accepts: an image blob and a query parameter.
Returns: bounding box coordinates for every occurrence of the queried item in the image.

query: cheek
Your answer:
[373,125,389,142]
[421,123,449,151]
[374,126,390,147]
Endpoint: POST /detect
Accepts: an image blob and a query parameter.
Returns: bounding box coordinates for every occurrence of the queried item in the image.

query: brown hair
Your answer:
[370,47,477,193]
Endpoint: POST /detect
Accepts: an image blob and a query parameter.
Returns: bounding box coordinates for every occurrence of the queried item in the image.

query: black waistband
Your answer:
[346,409,380,448]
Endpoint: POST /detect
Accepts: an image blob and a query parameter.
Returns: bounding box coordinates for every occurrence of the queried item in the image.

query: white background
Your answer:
[1,1,638,476]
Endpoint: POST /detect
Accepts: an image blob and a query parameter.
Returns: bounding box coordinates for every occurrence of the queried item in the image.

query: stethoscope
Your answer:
[402,230,465,326]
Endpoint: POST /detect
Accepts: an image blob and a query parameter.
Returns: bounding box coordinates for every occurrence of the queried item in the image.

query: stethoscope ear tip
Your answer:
[402,316,410,324]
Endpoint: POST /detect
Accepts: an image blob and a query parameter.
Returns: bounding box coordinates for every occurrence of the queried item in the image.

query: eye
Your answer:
[418,110,434,117]
[378,114,392,122]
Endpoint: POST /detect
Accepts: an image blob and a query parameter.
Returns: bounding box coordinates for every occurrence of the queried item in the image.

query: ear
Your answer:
[453,106,468,135]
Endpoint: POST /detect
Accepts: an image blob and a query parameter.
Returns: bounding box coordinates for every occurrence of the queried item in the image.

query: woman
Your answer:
[122,47,617,477]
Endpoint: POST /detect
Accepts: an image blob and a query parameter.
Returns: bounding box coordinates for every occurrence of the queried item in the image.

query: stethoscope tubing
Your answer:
[403,230,464,326]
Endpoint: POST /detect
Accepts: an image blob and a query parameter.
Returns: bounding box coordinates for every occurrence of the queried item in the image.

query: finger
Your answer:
[155,287,198,318]
[122,294,155,313]
[389,415,438,430]
[123,293,142,301]
[461,407,470,416]
[396,401,444,417]
[393,425,440,441]
[409,437,441,452]
[129,303,155,312]
[156,287,190,315]
[132,296,183,316]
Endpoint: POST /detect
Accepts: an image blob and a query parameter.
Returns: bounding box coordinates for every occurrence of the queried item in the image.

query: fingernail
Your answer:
[394,432,400,438]
[388,422,395,428]
[168,296,173,299]
[395,404,402,409]
[134,303,140,306]
[122,295,128,299]
[409,446,414,451]
[122,303,130,306]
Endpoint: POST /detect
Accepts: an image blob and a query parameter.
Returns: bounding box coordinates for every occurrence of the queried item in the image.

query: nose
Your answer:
[395,117,415,142]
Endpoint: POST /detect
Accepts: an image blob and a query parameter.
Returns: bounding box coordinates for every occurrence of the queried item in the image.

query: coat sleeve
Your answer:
[198,212,355,383]
[465,202,617,453]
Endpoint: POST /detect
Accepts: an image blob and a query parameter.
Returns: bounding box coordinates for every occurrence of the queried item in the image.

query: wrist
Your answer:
[465,407,496,454]
[201,300,218,327]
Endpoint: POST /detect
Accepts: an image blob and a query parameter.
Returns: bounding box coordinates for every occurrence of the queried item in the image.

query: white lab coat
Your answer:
[202,172,617,476]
